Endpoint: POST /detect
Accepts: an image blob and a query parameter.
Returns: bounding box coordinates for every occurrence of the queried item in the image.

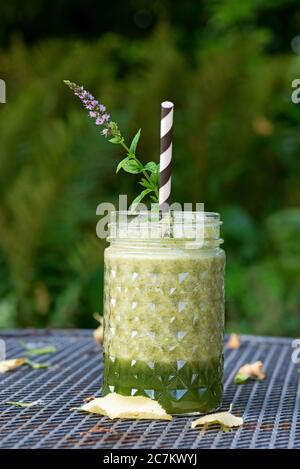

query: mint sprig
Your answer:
[114,129,159,209]
[64,81,159,209]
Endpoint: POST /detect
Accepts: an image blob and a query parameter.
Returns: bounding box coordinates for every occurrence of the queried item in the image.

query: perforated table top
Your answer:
[0,330,299,449]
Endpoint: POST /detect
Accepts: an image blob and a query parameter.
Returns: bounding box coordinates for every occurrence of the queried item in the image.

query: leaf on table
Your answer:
[93,313,104,344]
[26,359,50,369]
[227,333,241,349]
[20,341,57,356]
[191,405,243,432]
[235,360,266,384]
[0,358,27,373]
[78,392,172,421]
[0,357,50,373]
[84,395,97,403]
[26,346,56,356]
[234,373,250,384]
[5,401,40,408]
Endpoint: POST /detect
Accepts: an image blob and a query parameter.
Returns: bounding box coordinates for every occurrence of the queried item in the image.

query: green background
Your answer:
[0,0,300,335]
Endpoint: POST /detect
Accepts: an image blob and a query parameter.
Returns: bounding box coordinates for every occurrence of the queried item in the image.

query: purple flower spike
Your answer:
[64,80,121,141]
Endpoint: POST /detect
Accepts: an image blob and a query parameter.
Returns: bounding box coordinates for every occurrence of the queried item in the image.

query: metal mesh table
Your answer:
[0,330,299,449]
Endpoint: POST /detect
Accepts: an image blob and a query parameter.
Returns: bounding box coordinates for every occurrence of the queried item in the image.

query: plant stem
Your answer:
[120,140,159,200]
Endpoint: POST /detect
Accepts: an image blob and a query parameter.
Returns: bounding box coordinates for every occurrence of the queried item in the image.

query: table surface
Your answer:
[0,330,299,449]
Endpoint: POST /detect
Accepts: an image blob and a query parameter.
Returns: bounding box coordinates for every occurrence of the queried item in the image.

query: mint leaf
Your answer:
[129,129,141,154]
[109,136,123,144]
[122,159,143,174]
[130,189,153,211]
[139,178,152,189]
[116,156,130,173]
[144,162,159,185]
[144,162,157,174]
[150,172,159,186]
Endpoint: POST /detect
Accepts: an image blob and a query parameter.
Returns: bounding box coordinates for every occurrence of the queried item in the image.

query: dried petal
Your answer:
[79,392,172,421]
[227,333,241,349]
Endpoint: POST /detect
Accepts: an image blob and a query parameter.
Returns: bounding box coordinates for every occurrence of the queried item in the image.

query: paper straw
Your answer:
[159,101,174,213]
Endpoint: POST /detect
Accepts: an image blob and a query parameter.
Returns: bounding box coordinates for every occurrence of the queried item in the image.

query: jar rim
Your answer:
[107,210,222,244]
[111,210,220,217]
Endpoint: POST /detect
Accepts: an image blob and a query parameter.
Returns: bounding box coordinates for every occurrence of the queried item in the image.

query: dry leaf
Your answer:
[0,358,50,373]
[79,392,172,421]
[93,313,104,344]
[5,401,40,408]
[84,395,97,403]
[0,358,27,373]
[26,360,50,369]
[227,333,241,349]
[191,406,243,431]
[235,360,266,384]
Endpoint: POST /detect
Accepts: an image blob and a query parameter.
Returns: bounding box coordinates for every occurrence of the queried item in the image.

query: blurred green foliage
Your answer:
[0,0,300,335]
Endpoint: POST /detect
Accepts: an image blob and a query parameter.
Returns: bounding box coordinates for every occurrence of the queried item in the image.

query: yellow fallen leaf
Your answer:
[79,392,172,421]
[191,406,243,431]
[0,358,27,373]
[227,333,241,349]
[235,360,266,384]
[93,313,104,344]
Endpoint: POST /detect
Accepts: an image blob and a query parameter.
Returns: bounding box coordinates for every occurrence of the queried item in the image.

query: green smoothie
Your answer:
[102,216,225,414]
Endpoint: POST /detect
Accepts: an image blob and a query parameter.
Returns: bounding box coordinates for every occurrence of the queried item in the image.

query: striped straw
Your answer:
[159,101,174,213]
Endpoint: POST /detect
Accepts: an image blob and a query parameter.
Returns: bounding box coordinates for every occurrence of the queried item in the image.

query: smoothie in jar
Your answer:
[102,211,225,414]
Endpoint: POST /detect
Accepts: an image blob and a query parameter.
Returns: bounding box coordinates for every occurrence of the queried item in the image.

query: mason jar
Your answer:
[102,211,225,415]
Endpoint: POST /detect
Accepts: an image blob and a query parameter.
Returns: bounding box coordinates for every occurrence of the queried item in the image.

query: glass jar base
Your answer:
[102,354,223,415]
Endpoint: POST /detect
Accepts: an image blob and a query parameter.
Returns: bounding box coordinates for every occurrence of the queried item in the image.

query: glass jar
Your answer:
[102,211,225,415]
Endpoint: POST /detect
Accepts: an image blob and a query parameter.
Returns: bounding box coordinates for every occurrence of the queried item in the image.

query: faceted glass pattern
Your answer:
[103,244,225,414]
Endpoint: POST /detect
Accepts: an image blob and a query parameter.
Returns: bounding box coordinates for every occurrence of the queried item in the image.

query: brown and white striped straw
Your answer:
[159,101,174,213]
